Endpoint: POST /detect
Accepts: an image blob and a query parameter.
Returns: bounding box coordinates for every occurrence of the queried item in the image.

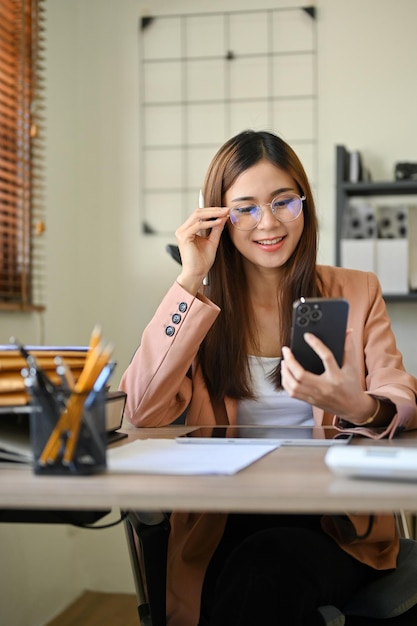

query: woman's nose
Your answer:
[257,203,279,229]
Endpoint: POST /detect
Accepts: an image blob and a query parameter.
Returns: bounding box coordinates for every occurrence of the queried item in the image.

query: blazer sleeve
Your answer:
[119,282,220,427]
[332,270,417,438]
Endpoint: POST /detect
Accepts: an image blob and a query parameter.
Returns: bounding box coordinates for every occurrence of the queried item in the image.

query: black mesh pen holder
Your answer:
[29,387,107,476]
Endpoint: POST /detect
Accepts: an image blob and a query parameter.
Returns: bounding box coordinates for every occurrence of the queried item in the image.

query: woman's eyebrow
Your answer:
[271,187,297,196]
[230,187,297,203]
[230,195,255,203]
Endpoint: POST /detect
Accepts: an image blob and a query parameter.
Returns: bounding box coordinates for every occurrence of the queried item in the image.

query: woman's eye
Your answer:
[275,198,290,208]
[235,205,257,215]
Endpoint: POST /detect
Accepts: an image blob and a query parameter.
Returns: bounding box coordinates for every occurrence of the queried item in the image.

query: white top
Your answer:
[236,355,314,426]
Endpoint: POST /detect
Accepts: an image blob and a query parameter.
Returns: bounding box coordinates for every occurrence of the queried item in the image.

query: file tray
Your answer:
[29,387,107,475]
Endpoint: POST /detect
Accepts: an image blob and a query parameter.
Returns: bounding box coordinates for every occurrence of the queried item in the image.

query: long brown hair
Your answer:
[198,130,322,401]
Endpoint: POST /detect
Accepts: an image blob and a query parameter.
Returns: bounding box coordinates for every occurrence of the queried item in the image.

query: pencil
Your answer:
[89,324,102,351]
[38,339,113,465]
[62,343,113,465]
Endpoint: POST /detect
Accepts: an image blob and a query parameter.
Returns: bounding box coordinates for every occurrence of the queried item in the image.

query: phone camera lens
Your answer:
[310,310,322,321]
[298,305,310,316]
[297,316,309,327]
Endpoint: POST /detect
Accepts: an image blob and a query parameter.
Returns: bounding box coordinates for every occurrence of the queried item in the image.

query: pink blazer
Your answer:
[120,265,417,626]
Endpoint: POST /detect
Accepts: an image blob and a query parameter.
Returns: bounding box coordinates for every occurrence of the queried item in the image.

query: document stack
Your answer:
[0,344,88,407]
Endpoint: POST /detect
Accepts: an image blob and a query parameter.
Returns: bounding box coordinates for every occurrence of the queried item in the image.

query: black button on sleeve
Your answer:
[165,326,175,337]
[178,302,187,313]
[172,313,181,324]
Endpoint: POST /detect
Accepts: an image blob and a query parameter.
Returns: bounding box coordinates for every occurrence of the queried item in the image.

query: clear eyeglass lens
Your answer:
[271,195,303,221]
[230,194,304,230]
[229,205,261,230]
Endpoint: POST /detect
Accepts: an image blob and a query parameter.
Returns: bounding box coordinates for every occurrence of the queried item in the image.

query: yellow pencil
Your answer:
[89,324,102,351]
[62,343,113,464]
[38,344,103,463]
[38,337,113,466]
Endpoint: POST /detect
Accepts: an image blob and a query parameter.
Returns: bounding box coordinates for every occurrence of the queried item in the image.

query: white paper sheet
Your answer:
[107,439,278,475]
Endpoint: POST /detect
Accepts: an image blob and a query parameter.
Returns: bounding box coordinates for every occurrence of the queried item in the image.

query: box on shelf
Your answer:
[341,203,417,295]
[342,201,377,239]
[376,239,408,295]
[341,239,376,274]
[376,204,408,239]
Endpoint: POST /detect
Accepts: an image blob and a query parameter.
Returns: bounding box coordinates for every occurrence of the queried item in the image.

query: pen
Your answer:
[11,338,56,395]
[62,342,114,465]
[54,356,75,393]
[78,361,117,466]
[38,338,113,465]
[84,360,116,409]
[199,189,209,286]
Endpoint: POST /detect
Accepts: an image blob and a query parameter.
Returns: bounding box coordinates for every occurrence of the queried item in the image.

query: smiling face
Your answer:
[225,159,304,274]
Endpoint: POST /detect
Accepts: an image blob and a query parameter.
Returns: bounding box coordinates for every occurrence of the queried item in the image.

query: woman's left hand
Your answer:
[281,330,377,424]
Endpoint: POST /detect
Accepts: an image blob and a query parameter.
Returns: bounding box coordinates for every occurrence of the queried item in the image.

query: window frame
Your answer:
[0,0,45,311]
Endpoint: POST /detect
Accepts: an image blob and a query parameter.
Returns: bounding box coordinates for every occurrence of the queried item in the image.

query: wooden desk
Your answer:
[2,426,417,514]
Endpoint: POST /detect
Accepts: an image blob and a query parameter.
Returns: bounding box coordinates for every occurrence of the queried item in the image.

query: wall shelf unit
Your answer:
[335,145,417,302]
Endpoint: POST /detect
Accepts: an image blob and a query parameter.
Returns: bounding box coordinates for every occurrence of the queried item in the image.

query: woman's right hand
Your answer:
[175,206,229,295]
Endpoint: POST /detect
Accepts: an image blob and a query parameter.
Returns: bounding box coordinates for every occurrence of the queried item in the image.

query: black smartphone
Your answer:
[290,298,349,374]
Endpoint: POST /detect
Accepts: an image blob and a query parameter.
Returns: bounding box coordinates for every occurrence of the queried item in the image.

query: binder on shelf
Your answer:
[409,206,417,291]
[0,345,88,406]
[349,151,363,183]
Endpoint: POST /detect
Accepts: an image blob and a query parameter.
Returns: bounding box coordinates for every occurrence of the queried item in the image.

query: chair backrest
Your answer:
[318,536,417,625]
[124,511,170,626]
[343,537,417,620]
[166,244,181,265]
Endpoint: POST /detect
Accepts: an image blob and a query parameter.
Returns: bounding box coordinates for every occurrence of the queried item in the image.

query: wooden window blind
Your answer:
[0,0,45,311]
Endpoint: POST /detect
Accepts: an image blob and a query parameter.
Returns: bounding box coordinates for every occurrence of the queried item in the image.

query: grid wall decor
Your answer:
[140,6,316,235]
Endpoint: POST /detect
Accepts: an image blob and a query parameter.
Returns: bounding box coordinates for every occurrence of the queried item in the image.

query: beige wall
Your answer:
[1,0,417,623]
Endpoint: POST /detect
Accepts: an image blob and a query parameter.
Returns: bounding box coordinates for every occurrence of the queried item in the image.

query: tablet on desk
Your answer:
[176,426,352,446]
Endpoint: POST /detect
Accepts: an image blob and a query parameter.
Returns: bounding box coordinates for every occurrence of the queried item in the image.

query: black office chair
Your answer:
[124,511,170,626]
[123,510,417,626]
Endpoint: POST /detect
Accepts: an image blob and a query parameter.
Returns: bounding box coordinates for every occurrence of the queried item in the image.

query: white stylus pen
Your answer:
[199,189,209,286]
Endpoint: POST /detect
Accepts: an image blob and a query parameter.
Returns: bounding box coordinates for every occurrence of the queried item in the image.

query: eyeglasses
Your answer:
[229,193,305,231]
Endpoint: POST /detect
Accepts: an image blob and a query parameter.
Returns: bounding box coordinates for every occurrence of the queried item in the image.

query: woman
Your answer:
[120,130,417,626]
